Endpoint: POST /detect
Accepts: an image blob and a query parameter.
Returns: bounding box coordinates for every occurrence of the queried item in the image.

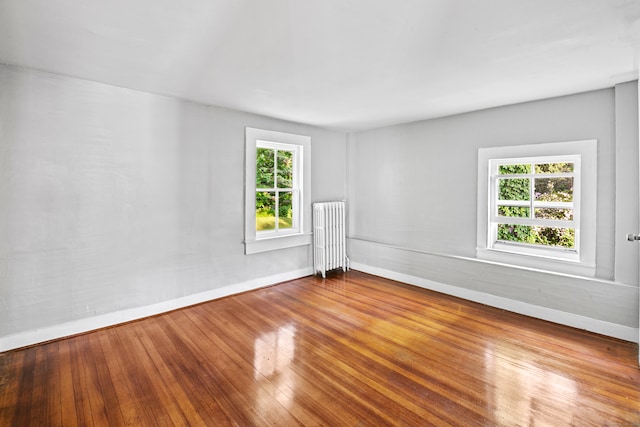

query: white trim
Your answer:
[245,232,313,254]
[0,267,313,353]
[351,261,638,343]
[245,127,311,254]
[476,246,591,276]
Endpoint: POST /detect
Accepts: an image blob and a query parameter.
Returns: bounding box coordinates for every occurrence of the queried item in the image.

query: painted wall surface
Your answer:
[1,62,636,345]
[0,64,347,338]
[614,81,639,286]
[348,85,639,330]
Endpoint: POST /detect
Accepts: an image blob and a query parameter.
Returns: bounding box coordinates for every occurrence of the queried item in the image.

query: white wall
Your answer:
[0,64,347,347]
[348,84,639,340]
[1,62,637,348]
[614,81,640,285]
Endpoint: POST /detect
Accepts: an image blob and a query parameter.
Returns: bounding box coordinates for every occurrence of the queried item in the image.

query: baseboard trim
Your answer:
[352,262,639,343]
[0,267,313,353]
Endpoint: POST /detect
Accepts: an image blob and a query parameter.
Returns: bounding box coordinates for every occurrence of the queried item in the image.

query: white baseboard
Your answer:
[0,267,313,353]
[3,263,636,352]
[352,262,639,343]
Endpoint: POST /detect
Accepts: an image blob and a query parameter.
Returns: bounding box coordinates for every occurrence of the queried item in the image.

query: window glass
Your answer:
[534,177,573,202]
[256,148,275,188]
[498,206,530,217]
[497,224,575,249]
[498,178,530,201]
[277,150,293,189]
[256,191,276,231]
[498,164,531,174]
[535,162,574,174]
[278,192,293,229]
[534,208,573,221]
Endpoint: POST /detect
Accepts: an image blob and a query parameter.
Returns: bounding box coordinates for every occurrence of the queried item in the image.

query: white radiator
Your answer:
[313,201,349,278]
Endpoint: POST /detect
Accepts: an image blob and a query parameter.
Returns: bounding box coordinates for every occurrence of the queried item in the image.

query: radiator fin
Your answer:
[313,201,349,278]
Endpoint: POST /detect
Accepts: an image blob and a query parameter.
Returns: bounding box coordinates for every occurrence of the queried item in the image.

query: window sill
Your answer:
[245,232,312,255]
[476,247,596,277]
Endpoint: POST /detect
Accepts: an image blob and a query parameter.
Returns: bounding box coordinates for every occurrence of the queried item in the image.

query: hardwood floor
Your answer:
[1,270,639,426]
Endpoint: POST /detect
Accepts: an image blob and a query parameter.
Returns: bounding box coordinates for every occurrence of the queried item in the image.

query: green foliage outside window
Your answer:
[256,148,294,231]
[497,162,575,249]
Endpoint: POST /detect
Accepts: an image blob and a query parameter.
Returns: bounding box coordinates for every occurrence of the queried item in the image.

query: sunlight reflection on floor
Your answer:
[484,342,579,425]
[254,323,297,409]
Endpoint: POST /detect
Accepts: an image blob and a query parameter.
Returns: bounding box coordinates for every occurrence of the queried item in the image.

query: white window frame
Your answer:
[245,127,311,255]
[477,140,597,276]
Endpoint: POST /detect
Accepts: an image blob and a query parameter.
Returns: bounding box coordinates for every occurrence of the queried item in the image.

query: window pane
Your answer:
[498,224,575,248]
[498,206,530,217]
[277,150,293,188]
[534,177,573,202]
[535,162,574,174]
[278,192,293,229]
[535,208,574,221]
[256,191,276,231]
[497,224,533,243]
[256,148,274,188]
[499,164,531,174]
[498,178,530,201]
[531,226,575,248]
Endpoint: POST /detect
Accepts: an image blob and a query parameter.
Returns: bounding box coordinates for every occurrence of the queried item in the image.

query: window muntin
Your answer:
[255,141,300,235]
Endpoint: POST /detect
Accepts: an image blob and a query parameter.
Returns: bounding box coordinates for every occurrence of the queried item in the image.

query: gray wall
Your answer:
[0,64,347,338]
[348,83,639,331]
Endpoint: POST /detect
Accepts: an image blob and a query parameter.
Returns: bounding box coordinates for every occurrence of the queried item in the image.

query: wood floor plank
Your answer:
[94,328,144,426]
[1,271,639,426]
[57,339,81,426]
[43,342,64,426]
[67,338,95,426]
[117,319,197,426]
[85,333,127,426]
[12,348,37,425]
[0,350,19,424]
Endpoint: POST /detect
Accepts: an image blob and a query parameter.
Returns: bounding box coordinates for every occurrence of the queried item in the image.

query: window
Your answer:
[477,140,597,276]
[245,127,311,254]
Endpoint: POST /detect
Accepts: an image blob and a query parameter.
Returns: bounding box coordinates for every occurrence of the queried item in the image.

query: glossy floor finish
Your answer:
[1,271,639,426]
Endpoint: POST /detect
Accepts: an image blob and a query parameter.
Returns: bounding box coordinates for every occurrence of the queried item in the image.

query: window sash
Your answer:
[489,155,580,254]
[255,141,302,236]
[255,190,300,235]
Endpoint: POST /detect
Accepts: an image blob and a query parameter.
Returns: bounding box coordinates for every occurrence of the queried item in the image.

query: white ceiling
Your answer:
[1,0,640,131]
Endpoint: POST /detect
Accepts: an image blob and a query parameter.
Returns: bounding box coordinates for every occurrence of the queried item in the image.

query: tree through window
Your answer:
[495,160,576,249]
[255,141,300,233]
